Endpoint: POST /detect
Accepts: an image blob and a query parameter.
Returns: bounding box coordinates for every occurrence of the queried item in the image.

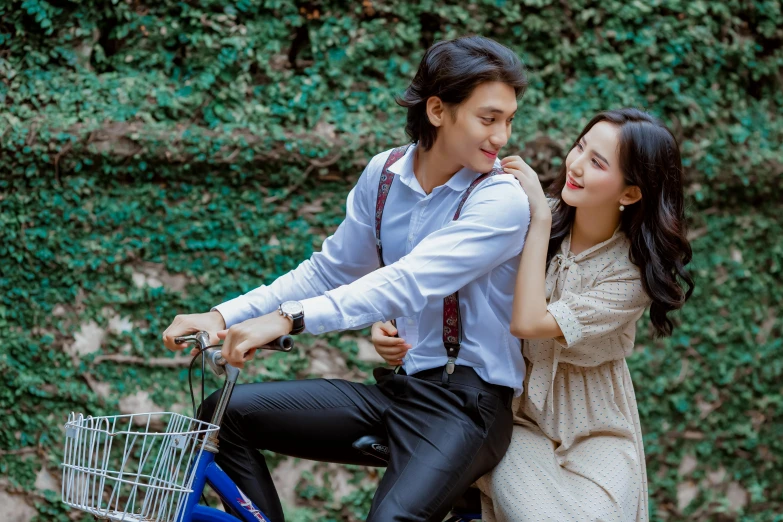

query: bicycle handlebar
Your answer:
[174,332,295,377]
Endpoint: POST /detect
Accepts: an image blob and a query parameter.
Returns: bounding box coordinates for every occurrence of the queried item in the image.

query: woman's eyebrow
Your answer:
[582,137,611,166]
[593,151,610,166]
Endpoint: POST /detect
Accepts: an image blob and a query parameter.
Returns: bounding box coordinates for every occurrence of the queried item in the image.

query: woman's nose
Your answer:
[570,155,586,177]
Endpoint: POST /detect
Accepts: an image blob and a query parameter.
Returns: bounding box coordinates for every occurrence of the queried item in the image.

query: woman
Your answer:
[371,108,694,521]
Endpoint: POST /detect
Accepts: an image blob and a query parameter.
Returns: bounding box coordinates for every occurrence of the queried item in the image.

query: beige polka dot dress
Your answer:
[479,226,651,522]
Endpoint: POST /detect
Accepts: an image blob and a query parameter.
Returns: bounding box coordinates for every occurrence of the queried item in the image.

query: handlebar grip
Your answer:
[265,335,294,352]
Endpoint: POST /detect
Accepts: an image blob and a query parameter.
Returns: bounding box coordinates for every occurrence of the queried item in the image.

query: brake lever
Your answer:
[264,335,295,352]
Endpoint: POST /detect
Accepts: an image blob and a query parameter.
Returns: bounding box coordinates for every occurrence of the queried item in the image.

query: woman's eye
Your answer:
[576,142,584,151]
[482,117,495,123]
[592,159,601,167]
[507,118,514,124]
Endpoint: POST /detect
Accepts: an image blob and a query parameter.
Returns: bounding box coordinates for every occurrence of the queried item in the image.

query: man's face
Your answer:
[437,81,517,173]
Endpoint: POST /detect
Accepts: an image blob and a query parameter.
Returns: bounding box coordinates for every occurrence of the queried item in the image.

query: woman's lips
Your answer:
[566,177,583,190]
[481,149,498,159]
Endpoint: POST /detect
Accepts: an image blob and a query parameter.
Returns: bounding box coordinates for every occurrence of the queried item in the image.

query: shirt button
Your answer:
[318,325,325,332]
[407,318,415,325]
[408,234,414,241]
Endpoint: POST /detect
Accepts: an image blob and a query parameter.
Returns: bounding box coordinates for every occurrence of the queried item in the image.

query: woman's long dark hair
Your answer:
[547,108,694,337]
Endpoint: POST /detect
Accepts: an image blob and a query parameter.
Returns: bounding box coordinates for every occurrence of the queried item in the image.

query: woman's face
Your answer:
[436,81,517,173]
[561,121,629,210]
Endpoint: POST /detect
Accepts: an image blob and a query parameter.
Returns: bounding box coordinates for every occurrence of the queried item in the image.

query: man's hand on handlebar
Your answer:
[162,311,226,352]
[218,312,293,368]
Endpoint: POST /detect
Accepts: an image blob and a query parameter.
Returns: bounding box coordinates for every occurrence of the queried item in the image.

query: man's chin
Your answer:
[468,157,496,173]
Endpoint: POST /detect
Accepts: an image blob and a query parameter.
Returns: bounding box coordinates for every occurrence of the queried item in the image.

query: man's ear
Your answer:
[620,185,642,206]
[425,96,446,128]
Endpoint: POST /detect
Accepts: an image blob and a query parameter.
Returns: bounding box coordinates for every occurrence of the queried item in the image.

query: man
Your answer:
[163,35,530,521]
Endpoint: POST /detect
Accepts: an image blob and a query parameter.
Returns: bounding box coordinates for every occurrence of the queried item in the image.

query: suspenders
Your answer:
[374,145,503,375]
[374,145,409,268]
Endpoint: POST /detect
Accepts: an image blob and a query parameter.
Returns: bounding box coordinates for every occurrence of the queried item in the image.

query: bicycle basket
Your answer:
[61,411,219,522]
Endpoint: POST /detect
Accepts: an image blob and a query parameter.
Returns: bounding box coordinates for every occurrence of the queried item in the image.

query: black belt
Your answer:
[401,365,513,403]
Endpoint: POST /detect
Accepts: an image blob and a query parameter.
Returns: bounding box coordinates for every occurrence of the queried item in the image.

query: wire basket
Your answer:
[61,411,219,522]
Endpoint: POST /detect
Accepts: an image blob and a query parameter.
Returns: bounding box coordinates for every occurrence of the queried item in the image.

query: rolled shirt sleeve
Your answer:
[301,176,530,334]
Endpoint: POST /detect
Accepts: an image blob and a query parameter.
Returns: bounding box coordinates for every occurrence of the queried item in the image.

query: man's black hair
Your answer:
[396,36,527,150]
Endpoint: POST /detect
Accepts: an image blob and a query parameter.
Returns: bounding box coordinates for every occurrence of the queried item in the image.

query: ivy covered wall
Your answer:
[1,0,781,520]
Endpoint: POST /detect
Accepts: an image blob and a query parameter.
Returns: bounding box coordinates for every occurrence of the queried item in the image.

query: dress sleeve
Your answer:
[546,265,650,351]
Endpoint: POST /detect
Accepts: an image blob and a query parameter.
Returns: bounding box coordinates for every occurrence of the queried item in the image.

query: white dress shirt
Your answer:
[214,144,531,394]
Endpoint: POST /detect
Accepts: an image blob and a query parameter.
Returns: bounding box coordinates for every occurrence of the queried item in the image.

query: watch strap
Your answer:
[279,303,305,335]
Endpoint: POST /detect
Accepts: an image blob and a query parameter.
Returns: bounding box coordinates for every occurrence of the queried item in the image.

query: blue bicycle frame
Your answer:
[178,449,270,522]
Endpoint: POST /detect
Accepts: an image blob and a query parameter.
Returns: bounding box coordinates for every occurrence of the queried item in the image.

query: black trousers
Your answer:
[198,365,513,522]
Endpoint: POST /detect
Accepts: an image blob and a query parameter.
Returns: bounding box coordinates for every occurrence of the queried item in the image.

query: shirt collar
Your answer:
[387,143,501,195]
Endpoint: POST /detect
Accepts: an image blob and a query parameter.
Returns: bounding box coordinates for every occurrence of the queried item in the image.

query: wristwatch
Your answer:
[278,301,305,335]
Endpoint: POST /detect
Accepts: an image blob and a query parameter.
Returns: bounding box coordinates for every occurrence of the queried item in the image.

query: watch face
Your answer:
[281,301,304,316]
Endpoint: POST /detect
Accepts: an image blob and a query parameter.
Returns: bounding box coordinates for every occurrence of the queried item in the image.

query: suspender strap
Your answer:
[442,167,504,375]
[373,146,503,376]
[374,145,411,268]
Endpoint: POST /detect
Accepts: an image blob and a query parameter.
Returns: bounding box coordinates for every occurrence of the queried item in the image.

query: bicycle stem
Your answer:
[174,332,240,453]
[203,351,240,452]
[174,331,294,454]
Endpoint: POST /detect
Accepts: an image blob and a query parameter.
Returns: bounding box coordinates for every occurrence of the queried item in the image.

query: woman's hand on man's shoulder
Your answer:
[500,155,552,222]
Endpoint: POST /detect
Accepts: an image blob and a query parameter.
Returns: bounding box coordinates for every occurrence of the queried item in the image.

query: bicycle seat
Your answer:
[352,434,390,464]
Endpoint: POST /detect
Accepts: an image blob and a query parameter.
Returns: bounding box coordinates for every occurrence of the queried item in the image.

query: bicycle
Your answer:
[60,331,482,521]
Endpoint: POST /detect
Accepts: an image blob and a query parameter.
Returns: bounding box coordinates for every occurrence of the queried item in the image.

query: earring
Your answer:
[619,204,625,211]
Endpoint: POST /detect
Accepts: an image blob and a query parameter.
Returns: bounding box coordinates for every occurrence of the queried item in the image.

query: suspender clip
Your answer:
[446,357,456,375]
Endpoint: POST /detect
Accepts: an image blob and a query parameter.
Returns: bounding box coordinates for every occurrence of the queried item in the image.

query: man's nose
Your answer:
[489,129,508,150]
